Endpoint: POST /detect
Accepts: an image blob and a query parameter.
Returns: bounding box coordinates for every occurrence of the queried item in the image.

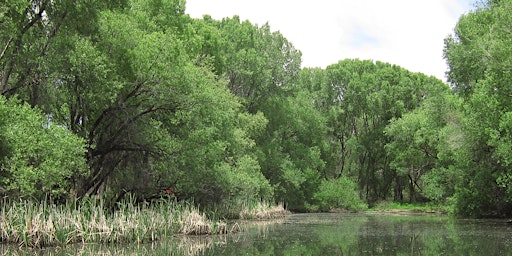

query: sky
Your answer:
[185,0,476,81]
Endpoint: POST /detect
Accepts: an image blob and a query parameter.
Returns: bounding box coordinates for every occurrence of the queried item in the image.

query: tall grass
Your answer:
[0,197,237,248]
[209,198,291,220]
[238,201,290,220]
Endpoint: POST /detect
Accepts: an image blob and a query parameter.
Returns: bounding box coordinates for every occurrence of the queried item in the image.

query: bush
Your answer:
[313,177,367,212]
[0,96,88,199]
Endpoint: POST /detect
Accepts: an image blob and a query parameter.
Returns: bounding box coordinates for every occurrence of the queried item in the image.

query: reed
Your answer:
[0,197,238,248]
[239,201,290,220]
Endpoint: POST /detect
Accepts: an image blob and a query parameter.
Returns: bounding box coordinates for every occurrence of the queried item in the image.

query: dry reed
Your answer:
[239,201,290,220]
[0,198,239,248]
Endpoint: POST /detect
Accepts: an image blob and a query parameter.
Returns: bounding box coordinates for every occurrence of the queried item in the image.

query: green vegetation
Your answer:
[0,96,87,199]
[0,198,238,248]
[1,0,512,247]
[312,177,368,212]
[369,202,448,214]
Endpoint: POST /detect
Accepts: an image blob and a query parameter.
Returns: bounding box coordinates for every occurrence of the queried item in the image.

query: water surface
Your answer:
[3,213,512,255]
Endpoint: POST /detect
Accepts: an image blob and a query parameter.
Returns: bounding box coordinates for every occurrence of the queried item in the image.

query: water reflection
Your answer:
[191,214,512,255]
[3,213,512,255]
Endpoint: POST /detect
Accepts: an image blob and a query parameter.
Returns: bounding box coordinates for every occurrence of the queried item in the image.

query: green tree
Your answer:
[384,84,460,203]
[0,0,125,106]
[313,176,367,211]
[198,15,302,112]
[44,1,273,206]
[192,16,322,210]
[444,0,512,216]
[0,96,87,199]
[256,91,328,210]
[322,59,442,204]
[51,5,193,197]
[161,65,272,205]
[0,0,274,207]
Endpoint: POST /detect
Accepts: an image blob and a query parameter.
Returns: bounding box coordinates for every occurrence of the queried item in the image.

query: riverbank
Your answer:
[366,202,448,215]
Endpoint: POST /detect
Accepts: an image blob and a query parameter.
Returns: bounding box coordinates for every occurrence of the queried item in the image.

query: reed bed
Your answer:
[239,201,290,220]
[0,198,237,248]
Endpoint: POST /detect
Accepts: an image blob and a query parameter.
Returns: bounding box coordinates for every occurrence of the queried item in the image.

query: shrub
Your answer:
[0,96,87,199]
[313,177,367,212]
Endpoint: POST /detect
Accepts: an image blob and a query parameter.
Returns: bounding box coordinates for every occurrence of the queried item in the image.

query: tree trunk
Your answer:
[408,174,416,203]
[394,176,403,202]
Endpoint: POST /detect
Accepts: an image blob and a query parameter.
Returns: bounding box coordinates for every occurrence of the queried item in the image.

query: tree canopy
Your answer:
[1,0,511,217]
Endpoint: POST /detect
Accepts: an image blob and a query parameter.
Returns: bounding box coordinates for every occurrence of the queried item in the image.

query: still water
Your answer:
[3,213,512,255]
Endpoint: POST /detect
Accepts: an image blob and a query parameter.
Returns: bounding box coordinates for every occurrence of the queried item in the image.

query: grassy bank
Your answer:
[0,198,237,248]
[368,202,448,214]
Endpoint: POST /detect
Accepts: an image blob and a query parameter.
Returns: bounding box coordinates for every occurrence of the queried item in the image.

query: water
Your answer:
[3,213,512,255]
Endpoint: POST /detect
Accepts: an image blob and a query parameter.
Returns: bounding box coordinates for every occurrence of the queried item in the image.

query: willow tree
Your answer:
[48,0,272,205]
[0,0,125,106]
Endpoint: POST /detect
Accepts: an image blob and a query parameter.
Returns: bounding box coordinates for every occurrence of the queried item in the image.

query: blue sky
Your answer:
[186,0,476,81]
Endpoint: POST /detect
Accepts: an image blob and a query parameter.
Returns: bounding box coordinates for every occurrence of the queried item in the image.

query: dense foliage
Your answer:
[0,96,87,199]
[442,0,512,216]
[1,0,510,217]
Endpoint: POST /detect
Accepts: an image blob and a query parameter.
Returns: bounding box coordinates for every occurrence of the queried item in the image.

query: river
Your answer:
[3,212,512,255]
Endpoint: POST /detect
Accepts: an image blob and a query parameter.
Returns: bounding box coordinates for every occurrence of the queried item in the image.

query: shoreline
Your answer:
[365,209,446,216]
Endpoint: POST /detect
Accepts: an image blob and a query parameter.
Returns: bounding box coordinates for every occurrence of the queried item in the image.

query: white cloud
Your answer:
[185,0,475,81]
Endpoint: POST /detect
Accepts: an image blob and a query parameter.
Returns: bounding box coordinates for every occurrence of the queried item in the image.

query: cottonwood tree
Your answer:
[323,60,442,203]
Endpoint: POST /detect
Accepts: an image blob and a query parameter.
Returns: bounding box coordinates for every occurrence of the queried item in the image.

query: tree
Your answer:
[0,0,125,106]
[313,176,367,212]
[191,16,321,210]
[444,0,512,216]
[323,59,443,203]
[0,0,275,207]
[256,91,328,210]
[385,84,459,203]
[159,65,272,205]
[50,5,193,198]
[44,1,274,206]
[197,15,302,112]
